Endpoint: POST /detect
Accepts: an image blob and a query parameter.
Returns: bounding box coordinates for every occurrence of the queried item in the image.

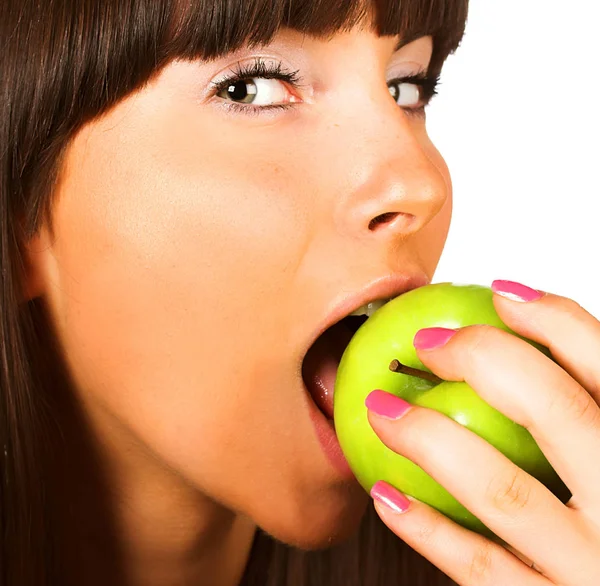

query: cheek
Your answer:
[45,107,312,483]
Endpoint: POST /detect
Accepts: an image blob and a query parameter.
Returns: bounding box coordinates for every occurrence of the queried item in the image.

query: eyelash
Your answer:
[210,59,440,118]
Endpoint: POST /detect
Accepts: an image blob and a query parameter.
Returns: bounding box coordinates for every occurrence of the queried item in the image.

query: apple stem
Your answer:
[389,359,443,384]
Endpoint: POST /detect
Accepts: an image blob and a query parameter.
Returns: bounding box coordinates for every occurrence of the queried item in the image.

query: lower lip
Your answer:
[305,386,356,479]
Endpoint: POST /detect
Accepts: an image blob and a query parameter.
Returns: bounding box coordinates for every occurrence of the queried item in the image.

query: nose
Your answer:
[334,109,450,242]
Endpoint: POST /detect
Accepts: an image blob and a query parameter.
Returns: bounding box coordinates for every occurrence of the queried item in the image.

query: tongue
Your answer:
[302,320,355,419]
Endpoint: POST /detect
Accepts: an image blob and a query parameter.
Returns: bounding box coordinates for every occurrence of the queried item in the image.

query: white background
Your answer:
[428,1,599,316]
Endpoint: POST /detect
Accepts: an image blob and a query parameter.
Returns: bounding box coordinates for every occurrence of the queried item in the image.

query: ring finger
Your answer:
[371,481,549,586]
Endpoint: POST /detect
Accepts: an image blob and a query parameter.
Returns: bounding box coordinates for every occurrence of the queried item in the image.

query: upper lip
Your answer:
[302,271,430,358]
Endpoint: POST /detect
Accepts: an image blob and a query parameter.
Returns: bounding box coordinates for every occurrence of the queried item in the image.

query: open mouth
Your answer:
[299,273,430,424]
[301,302,388,420]
[301,315,366,419]
[298,274,429,475]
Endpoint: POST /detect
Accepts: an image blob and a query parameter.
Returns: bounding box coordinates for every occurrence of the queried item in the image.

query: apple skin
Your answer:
[333,283,571,537]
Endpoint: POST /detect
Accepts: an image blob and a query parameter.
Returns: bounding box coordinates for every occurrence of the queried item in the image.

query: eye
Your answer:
[216,77,294,106]
[388,81,422,108]
[386,73,440,115]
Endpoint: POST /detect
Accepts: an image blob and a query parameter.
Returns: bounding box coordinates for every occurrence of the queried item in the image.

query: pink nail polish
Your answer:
[413,327,457,350]
[492,280,544,303]
[371,480,411,513]
[365,390,412,420]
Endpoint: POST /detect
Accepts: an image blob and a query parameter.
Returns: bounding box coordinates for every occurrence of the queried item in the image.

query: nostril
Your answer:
[368,211,400,231]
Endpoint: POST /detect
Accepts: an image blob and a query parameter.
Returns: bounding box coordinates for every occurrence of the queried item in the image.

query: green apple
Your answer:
[333,282,570,537]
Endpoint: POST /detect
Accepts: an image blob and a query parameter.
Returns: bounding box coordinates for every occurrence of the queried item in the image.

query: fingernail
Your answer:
[365,390,412,420]
[371,480,411,514]
[413,327,457,350]
[492,280,544,303]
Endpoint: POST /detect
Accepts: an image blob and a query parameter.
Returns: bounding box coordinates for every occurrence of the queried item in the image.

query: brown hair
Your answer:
[0,1,468,584]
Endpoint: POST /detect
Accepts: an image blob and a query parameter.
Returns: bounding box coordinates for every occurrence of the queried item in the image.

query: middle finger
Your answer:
[413,324,600,508]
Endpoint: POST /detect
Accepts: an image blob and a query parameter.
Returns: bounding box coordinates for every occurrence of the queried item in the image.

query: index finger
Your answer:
[491,282,600,401]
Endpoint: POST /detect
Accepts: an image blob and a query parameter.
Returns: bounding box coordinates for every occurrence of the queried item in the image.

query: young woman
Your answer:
[3,1,600,585]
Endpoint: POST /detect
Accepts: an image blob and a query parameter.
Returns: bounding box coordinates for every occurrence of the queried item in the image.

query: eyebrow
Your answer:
[394,34,429,51]
[395,38,408,50]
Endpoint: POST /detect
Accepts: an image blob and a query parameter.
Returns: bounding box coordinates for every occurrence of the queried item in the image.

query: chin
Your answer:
[254,482,370,550]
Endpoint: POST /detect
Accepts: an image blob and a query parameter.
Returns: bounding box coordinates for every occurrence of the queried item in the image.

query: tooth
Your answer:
[349,299,390,317]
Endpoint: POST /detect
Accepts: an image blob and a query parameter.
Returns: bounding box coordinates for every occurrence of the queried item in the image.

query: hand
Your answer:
[365,280,600,585]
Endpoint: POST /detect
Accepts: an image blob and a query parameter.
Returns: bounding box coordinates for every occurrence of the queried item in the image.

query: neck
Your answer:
[46,382,256,586]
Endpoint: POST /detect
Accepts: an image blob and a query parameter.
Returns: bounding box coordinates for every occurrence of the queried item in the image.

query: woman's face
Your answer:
[27,27,452,548]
